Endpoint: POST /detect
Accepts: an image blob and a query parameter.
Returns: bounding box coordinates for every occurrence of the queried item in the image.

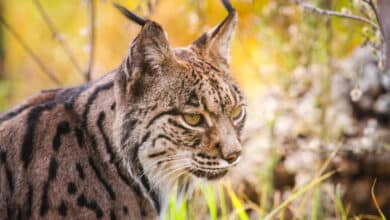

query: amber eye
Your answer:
[183,114,203,126]
[231,106,243,120]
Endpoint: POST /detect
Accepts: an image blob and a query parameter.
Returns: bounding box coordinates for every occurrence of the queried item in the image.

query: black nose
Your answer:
[224,151,241,164]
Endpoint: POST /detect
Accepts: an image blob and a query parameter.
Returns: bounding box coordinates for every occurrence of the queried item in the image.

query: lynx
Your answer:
[0,0,246,219]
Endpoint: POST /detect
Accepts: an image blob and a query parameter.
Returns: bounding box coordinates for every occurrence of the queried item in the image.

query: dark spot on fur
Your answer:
[87,200,104,218]
[123,206,128,215]
[110,210,117,220]
[90,135,98,151]
[0,151,6,162]
[48,158,58,181]
[76,163,85,180]
[58,200,67,216]
[40,158,58,216]
[22,102,56,169]
[146,109,179,128]
[0,151,14,192]
[148,151,166,158]
[74,128,84,148]
[133,132,160,212]
[82,82,114,130]
[97,111,116,163]
[132,79,144,98]
[67,182,77,194]
[185,90,200,107]
[0,104,30,126]
[77,194,87,207]
[53,121,71,151]
[110,102,116,110]
[76,195,104,218]
[89,157,116,200]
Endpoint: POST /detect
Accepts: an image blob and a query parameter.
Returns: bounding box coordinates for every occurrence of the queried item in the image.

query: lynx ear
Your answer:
[192,0,237,65]
[130,21,175,74]
[114,3,175,78]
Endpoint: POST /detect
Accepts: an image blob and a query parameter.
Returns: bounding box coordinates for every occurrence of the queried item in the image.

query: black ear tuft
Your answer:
[113,2,146,26]
[191,0,237,65]
[222,0,235,14]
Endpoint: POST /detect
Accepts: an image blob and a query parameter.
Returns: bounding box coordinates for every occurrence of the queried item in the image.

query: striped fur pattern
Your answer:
[0,1,245,219]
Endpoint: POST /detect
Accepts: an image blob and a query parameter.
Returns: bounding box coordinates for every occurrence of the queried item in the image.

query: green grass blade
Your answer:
[263,171,335,220]
[335,185,347,220]
[226,184,249,220]
[311,186,321,220]
[371,179,387,220]
[201,184,218,220]
[219,185,228,220]
[166,194,188,220]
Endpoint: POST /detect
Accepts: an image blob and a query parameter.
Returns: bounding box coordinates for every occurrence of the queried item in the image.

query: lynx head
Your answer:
[113,0,246,205]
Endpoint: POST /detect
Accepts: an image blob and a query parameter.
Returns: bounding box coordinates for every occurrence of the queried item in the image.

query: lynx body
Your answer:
[0,1,246,219]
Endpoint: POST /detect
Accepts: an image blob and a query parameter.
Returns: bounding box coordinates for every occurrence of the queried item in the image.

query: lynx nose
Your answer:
[224,150,241,164]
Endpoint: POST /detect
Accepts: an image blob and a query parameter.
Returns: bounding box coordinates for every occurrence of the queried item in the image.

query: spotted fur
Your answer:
[0,1,246,219]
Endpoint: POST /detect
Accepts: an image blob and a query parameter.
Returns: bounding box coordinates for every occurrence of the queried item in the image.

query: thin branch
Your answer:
[0,16,61,85]
[85,0,96,82]
[362,0,384,39]
[32,0,85,79]
[299,2,379,31]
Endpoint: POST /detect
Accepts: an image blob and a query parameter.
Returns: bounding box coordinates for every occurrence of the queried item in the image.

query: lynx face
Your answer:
[113,2,246,203]
[137,49,247,185]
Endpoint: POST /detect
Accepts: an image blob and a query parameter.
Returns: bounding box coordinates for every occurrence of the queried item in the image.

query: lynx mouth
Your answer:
[188,156,241,180]
[189,168,229,180]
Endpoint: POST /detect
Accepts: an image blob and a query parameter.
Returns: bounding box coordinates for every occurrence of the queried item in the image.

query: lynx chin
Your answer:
[0,0,246,219]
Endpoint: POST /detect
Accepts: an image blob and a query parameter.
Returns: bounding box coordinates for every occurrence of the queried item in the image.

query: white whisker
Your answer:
[150,163,191,190]
[143,154,188,170]
[140,157,190,179]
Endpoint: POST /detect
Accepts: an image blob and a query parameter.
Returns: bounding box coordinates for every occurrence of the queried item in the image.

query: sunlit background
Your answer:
[1,0,363,110]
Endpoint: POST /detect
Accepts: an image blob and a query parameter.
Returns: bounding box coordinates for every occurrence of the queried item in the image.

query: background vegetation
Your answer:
[1,0,389,219]
[0,0,365,110]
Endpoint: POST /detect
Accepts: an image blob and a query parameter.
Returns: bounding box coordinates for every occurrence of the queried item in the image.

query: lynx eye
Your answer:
[231,106,243,121]
[183,113,203,126]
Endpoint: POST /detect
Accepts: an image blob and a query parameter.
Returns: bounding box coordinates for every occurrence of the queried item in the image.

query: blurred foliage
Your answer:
[0,0,368,111]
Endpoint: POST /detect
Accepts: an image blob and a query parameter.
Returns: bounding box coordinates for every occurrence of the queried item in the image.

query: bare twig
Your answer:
[299,2,379,31]
[32,0,84,79]
[85,0,96,82]
[0,16,61,85]
[370,179,386,219]
[362,0,384,38]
